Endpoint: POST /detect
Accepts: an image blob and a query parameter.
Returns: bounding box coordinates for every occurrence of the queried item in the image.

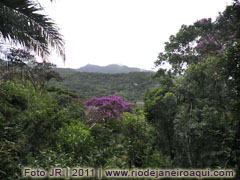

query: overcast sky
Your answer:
[41,0,232,70]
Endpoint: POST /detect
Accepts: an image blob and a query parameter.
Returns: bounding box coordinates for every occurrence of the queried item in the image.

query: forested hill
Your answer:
[76,64,154,73]
[51,68,158,102]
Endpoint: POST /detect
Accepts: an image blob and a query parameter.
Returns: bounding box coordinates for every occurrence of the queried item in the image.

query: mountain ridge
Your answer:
[76,64,154,73]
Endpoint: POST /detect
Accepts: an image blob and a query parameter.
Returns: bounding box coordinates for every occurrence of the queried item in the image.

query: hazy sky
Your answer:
[42,0,232,70]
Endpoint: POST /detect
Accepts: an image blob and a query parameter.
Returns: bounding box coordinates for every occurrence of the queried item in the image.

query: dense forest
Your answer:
[0,0,240,179]
[51,69,158,102]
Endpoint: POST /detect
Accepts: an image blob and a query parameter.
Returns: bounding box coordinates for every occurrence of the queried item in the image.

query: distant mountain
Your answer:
[76,64,154,73]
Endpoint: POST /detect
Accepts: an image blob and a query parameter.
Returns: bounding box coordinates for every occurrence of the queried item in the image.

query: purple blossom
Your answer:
[196,36,220,50]
[196,40,208,49]
[84,95,132,125]
[228,34,235,39]
[213,41,218,46]
[217,45,226,54]
[199,18,208,25]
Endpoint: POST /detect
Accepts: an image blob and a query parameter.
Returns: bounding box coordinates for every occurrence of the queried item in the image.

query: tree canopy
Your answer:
[144,0,240,175]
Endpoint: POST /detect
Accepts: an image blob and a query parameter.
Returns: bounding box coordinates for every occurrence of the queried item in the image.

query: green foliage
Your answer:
[0,78,170,179]
[144,1,240,177]
[51,71,158,102]
[144,76,177,162]
[0,81,86,179]
[57,121,94,166]
[122,111,170,168]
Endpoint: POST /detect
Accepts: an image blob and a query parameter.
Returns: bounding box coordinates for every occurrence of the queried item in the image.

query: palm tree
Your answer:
[0,0,65,60]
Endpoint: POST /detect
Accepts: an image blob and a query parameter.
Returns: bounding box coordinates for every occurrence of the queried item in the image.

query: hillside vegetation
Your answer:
[52,69,158,102]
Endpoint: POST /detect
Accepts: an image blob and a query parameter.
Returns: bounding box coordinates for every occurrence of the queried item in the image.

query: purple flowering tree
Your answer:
[84,95,132,127]
[155,2,240,74]
[84,95,132,166]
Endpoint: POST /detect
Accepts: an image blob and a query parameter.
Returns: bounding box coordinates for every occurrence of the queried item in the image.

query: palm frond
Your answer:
[0,0,65,61]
